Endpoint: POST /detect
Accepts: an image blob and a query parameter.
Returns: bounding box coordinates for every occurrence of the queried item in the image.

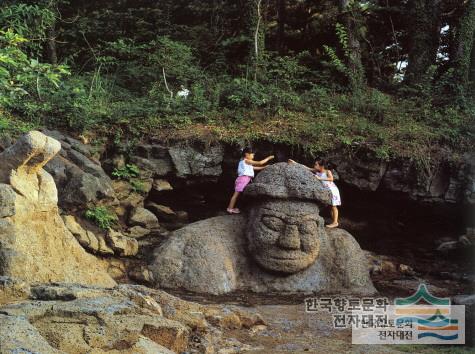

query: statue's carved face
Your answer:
[246,200,324,274]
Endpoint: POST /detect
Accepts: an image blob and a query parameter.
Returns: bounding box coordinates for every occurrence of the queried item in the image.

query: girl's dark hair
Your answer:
[314,158,334,169]
[241,147,254,157]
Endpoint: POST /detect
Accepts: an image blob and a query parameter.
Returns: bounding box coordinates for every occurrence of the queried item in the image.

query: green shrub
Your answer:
[85,207,117,230]
[130,179,147,194]
[0,111,38,136]
[0,3,55,57]
[221,78,269,110]
[111,164,140,180]
[0,29,70,113]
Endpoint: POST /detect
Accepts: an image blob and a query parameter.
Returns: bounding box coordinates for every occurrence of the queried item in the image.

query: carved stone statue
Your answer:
[150,163,375,295]
[246,199,323,274]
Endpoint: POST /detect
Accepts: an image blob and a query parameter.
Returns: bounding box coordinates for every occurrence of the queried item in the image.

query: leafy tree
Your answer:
[0,29,69,108]
[404,0,442,88]
[452,0,475,100]
[338,0,366,93]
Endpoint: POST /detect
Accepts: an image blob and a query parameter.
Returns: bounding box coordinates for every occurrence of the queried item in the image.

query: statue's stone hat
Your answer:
[244,162,332,204]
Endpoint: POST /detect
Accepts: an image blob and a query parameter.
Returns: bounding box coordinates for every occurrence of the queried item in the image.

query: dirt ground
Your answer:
[215,302,475,354]
[174,278,474,354]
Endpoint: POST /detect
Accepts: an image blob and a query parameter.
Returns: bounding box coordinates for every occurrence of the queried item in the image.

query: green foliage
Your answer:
[323,23,365,92]
[0,29,70,121]
[111,164,140,180]
[0,0,472,166]
[130,179,146,194]
[221,78,269,109]
[323,45,348,74]
[0,2,55,57]
[0,111,37,136]
[112,164,147,194]
[85,206,117,230]
[335,23,349,57]
[149,37,201,84]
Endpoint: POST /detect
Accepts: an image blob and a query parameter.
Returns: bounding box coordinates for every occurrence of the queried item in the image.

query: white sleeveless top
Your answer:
[237,159,254,177]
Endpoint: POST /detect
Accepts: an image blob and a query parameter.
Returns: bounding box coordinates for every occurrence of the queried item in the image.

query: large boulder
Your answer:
[0,131,115,287]
[42,130,115,208]
[129,143,224,179]
[330,153,387,192]
[0,314,64,354]
[129,207,160,229]
[0,276,29,305]
[453,294,475,347]
[168,144,224,178]
[130,144,174,178]
[106,229,139,256]
[244,162,332,204]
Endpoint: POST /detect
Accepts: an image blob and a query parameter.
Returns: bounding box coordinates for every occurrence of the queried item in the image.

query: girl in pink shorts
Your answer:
[226,148,274,214]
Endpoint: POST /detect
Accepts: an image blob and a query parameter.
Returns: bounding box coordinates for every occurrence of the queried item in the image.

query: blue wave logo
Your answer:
[395,285,460,342]
[415,311,459,340]
[418,333,459,340]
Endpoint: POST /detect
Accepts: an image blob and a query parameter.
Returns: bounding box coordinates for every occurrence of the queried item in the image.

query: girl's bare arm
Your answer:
[245,155,274,166]
[253,166,267,171]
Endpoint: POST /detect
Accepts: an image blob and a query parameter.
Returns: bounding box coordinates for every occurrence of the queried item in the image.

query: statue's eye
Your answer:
[299,220,317,234]
[261,216,285,232]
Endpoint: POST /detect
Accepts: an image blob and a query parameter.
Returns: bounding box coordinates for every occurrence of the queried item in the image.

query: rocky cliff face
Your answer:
[1,131,471,216]
[0,131,267,353]
[41,129,116,209]
[105,139,474,207]
[0,131,115,287]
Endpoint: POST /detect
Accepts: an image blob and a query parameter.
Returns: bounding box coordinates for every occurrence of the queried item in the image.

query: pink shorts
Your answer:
[235,176,252,192]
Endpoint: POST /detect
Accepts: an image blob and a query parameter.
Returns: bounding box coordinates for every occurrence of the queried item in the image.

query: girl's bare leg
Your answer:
[227,192,240,210]
[332,206,339,224]
[326,206,339,228]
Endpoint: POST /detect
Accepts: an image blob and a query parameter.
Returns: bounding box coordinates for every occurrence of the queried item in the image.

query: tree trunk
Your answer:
[47,25,58,66]
[453,0,475,95]
[404,0,441,86]
[246,0,265,80]
[470,35,475,84]
[339,0,365,93]
[276,0,285,54]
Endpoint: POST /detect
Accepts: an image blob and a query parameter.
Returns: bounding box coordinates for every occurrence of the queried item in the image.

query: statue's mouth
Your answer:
[263,249,310,261]
[270,254,300,261]
[254,250,316,274]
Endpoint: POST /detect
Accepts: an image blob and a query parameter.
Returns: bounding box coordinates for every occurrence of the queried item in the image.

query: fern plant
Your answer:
[85,206,117,229]
[111,164,140,180]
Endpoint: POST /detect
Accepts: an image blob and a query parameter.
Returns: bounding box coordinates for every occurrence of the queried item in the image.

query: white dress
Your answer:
[237,159,255,177]
[315,170,341,206]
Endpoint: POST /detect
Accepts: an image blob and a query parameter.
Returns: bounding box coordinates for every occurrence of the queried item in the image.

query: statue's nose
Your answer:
[278,224,300,250]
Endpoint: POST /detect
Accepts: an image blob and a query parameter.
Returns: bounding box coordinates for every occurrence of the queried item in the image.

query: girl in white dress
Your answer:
[288,158,341,228]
